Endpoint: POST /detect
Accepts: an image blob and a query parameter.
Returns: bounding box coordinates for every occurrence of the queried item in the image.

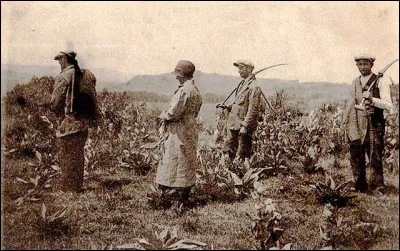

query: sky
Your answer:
[1,1,399,83]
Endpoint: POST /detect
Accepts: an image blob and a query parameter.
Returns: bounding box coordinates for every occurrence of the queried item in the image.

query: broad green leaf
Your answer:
[52,206,68,220]
[244,158,251,170]
[269,247,280,250]
[15,197,24,206]
[327,176,335,190]
[167,243,198,250]
[138,238,152,246]
[322,204,333,218]
[41,203,46,220]
[16,177,28,184]
[89,237,97,250]
[319,226,331,241]
[282,243,292,250]
[170,226,178,240]
[116,243,145,250]
[51,165,60,172]
[234,187,242,195]
[273,227,284,235]
[251,191,260,200]
[30,175,40,187]
[335,180,352,192]
[230,172,243,186]
[140,142,158,149]
[337,216,343,228]
[307,146,315,159]
[242,169,254,184]
[35,151,42,162]
[170,239,207,247]
[158,227,171,244]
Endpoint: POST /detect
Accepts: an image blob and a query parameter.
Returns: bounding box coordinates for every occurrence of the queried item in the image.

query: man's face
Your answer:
[237,65,252,79]
[176,76,186,85]
[356,59,373,76]
[175,69,186,85]
[58,56,68,70]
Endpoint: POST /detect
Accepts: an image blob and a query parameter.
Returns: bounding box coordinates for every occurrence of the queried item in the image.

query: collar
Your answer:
[178,79,193,88]
[242,75,256,81]
[60,65,74,73]
[359,72,374,88]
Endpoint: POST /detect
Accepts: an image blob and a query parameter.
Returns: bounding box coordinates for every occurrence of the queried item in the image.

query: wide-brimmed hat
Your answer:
[54,51,77,60]
[233,59,254,68]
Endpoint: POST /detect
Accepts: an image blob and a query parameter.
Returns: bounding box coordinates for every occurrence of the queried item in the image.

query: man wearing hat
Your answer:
[156,60,203,213]
[342,54,393,193]
[51,51,99,193]
[219,59,263,163]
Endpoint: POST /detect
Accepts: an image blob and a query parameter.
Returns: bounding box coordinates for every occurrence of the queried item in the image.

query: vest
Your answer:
[361,74,385,130]
[343,73,385,143]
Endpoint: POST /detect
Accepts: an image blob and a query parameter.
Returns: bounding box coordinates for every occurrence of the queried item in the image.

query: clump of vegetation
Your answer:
[37,203,70,236]
[311,174,355,207]
[2,76,398,250]
[116,225,207,250]
[247,199,291,250]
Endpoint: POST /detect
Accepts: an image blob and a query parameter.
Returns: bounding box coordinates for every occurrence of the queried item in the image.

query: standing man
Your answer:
[218,59,264,163]
[51,51,99,193]
[156,60,203,211]
[342,54,392,193]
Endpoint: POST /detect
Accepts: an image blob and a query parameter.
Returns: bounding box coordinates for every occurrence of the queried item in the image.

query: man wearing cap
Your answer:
[342,54,392,193]
[219,59,264,163]
[156,60,202,212]
[51,51,99,193]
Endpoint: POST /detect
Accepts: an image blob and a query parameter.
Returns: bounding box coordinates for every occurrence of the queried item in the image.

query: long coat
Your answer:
[156,79,203,188]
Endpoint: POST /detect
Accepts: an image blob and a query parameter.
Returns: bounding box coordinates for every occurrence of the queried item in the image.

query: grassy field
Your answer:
[2,154,399,250]
[1,79,399,250]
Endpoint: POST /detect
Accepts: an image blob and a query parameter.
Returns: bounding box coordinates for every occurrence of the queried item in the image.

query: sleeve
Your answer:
[50,77,68,117]
[341,81,355,127]
[242,86,262,128]
[371,77,393,111]
[164,88,187,121]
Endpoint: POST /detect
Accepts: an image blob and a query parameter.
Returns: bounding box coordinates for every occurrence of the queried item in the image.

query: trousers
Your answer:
[223,129,252,160]
[349,121,385,191]
[59,130,88,192]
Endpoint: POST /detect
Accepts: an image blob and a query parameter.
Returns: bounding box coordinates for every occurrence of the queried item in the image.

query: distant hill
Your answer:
[121,71,297,94]
[1,64,354,111]
[120,71,351,110]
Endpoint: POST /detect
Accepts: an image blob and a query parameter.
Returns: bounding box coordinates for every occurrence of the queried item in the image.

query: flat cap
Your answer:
[54,51,77,60]
[233,59,254,68]
[354,54,375,62]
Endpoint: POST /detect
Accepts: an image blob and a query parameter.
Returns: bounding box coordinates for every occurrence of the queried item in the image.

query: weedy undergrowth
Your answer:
[115,225,207,250]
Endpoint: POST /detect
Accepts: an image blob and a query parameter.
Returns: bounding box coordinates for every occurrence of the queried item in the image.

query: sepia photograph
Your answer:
[1,1,399,250]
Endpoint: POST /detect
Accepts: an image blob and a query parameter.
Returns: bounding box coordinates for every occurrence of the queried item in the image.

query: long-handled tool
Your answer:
[216,79,244,108]
[355,59,398,111]
[216,63,288,108]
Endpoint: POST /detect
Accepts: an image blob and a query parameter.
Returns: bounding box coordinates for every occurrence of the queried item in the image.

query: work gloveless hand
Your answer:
[363,99,375,115]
